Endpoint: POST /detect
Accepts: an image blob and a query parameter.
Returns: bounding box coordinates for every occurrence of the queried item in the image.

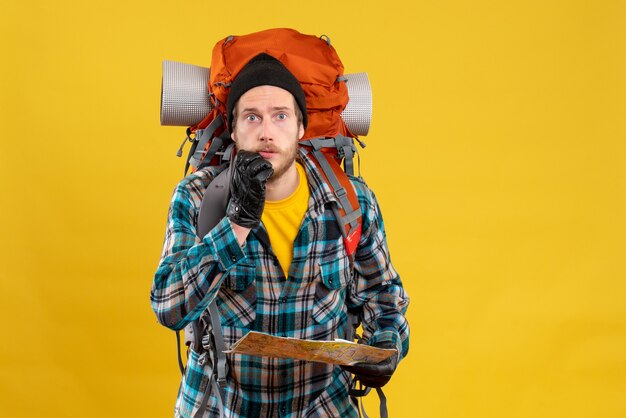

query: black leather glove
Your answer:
[341,341,398,388]
[226,150,273,229]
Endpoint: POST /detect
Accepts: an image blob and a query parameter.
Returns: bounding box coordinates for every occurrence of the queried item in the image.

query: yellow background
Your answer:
[1,0,625,417]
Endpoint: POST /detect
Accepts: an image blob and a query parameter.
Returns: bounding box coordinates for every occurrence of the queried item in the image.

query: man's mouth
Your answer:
[258,149,278,159]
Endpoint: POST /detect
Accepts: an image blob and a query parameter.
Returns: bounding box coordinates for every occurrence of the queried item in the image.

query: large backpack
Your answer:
[162,28,387,418]
[180,28,363,255]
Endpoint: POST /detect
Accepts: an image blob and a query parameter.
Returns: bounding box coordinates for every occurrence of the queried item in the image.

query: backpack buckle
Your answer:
[335,187,347,199]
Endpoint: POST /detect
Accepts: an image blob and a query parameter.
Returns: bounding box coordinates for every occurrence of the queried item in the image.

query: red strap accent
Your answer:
[344,224,362,256]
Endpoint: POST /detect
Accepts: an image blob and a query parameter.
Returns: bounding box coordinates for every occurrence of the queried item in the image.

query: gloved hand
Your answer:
[226,150,274,229]
[341,341,398,388]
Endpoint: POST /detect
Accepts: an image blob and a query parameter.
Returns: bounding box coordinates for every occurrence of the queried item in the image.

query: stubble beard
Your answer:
[266,139,298,186]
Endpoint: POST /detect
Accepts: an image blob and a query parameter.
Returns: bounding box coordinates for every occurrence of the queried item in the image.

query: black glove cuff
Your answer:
[227,199,261,229]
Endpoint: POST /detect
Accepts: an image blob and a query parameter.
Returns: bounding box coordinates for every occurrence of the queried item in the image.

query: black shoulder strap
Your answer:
[176,164,232,418]
[197,165,231,238]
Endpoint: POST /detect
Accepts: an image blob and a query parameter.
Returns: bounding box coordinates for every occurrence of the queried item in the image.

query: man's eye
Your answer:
[246,114,258,122]
[277,113,287,120]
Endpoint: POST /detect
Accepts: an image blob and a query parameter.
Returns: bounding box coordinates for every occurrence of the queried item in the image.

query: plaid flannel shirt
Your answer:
[151,148,410,418]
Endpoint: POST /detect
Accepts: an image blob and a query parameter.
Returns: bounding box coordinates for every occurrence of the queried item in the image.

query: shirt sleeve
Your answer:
[349,181,410,361]
[150,181,246,331]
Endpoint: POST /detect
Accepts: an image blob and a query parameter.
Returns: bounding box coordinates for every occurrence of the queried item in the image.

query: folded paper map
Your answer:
[226,331,396,366]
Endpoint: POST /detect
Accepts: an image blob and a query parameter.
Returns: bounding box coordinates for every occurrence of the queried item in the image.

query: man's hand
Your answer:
[341,341,398,388]
[227,151,273,229]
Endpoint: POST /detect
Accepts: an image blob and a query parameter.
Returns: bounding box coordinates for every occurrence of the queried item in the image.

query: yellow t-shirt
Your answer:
[261,163,310,277]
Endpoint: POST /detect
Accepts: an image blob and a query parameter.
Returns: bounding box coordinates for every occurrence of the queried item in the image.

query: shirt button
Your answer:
[280,297,286,303]
[231,255,237,262]
[280,406,286,415]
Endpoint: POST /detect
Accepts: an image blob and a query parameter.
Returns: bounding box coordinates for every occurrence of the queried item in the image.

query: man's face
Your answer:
[231,85,305,181]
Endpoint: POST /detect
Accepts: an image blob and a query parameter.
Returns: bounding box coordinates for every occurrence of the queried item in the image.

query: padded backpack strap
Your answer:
[172,163,233,417]
[197,165,231,238]
[301,140,362,258]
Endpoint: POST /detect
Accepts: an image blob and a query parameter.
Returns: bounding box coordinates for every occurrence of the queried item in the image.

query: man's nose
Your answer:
[259,118,274,141]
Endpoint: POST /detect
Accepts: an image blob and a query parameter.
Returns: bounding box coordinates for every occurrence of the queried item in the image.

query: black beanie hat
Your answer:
[226,53,308,132]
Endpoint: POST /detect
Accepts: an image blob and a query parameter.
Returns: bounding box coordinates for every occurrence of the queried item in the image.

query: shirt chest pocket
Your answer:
[311,257,351,324]
[217,262,257,328]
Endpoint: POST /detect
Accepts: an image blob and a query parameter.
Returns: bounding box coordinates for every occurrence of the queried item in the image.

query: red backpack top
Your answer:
[203,28,353,140]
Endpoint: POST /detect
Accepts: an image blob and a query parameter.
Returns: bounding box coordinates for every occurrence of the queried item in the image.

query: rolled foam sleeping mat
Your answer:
[160,60,372,136]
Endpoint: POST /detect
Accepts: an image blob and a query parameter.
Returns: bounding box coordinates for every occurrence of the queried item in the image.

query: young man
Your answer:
[151,53,410,417]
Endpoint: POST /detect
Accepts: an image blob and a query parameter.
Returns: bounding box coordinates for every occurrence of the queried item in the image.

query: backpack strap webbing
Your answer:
[193,362,224,418]
[206,301,228,392]
[183,128,198,177]
[175,330,185,374]
[188,116,223,169]
[349,381,389,418]
[376,387,389,418]
[301,135,359,176]
[177,316,205,375]
[190,302,227,418]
